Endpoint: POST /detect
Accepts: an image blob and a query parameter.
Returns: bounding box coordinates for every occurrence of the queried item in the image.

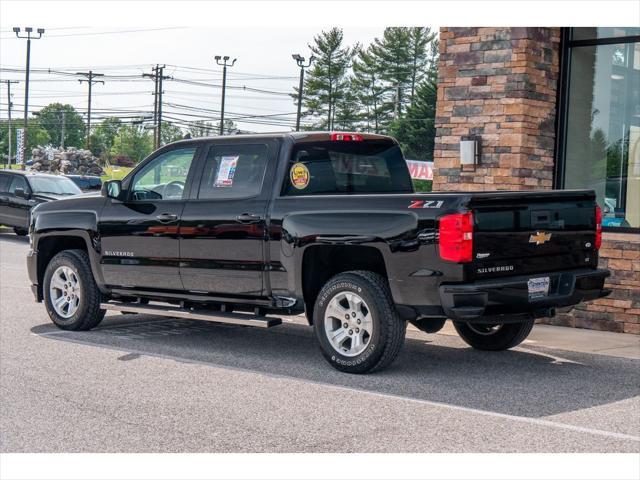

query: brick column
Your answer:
[433,27,561,191]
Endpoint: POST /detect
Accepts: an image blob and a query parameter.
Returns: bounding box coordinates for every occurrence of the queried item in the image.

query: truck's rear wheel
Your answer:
[453,318,534,351]
[313,271,405,374]
[43,249,105,331]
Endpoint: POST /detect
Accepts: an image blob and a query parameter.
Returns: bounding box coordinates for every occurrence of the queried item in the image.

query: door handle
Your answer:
[236,213,262,224]
[156,213,178,223]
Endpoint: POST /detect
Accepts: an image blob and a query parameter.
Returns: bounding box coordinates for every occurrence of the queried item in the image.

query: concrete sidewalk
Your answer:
[430,322,640,360]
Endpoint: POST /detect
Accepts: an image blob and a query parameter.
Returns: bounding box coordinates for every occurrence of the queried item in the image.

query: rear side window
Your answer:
[8,175,28,194]
[0,174,11,193]
[196,144,268,199]
[282,140,413,196]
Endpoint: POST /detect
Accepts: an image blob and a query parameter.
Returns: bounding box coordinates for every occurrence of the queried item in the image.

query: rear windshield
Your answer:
[29,176,82,196]
[282,140,413,196]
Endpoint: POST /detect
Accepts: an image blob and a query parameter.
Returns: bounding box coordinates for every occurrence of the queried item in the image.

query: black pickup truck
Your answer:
[27,132,610,373]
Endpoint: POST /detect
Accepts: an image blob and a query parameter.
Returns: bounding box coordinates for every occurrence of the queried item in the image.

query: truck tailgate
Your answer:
[468,190,599,280]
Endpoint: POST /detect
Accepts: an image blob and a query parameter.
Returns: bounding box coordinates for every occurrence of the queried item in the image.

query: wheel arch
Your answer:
[300,244,388,324]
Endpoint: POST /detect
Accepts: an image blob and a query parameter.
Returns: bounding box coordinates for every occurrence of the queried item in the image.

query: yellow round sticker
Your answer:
[290,162,310,190]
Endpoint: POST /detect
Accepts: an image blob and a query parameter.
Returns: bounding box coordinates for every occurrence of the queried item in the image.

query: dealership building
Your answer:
[433,27,639,333]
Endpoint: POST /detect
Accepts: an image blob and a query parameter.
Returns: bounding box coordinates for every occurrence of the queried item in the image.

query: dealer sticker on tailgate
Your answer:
[528,276,550,300]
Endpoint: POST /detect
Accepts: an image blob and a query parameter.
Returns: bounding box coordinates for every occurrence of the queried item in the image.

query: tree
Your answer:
[110,122,153,164]
[332,78,361,131]
[160,122,184,146]
[36,103,86,149]
[352,45,393,133]
[0,119,51,164]
[188,120,216,138]
[301,27,354,130]
[407,27,437,106]
[370,28,413,117]
[214,119,239,135]
[89,117,122,159]
[388,75,437,160]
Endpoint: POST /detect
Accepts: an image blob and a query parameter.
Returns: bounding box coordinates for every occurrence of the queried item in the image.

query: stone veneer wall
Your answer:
[433,27,640,333]
[433,27,560,191]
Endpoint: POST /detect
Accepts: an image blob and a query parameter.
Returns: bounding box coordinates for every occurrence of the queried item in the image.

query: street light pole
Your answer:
[291,54,315,132]
[214,55,236,135]
[13,27,44,169]
[77,71,105,149]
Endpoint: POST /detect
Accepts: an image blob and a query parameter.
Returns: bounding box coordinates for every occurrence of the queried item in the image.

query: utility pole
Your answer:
[3,80,18,168]
[77,71,104,149]
[60,110,66,149]
[214,55,236,135]
[13,27,45,169]
[143,65,170,149]
[291,54,315,132]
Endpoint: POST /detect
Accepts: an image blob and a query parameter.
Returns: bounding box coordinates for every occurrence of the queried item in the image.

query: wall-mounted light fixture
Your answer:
[460,136,480,170]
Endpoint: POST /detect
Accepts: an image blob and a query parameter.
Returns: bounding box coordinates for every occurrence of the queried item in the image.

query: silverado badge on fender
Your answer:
[529,231,552,245]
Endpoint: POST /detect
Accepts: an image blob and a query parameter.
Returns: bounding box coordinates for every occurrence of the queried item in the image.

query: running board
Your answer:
[100,301,283,328]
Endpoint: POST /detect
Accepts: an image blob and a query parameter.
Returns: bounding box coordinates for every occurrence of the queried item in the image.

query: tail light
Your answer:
[595,205,602,250]
[330,132,363,141]
[439,212,473,263]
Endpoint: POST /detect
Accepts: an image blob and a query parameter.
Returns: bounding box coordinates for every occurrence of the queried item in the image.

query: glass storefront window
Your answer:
[572,27,640,41]
[563,37,640,230]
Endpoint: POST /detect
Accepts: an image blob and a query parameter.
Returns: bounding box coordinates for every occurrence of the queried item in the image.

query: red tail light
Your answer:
[439,212,473,263]
[330,132,363,142]
[595,205,602,250]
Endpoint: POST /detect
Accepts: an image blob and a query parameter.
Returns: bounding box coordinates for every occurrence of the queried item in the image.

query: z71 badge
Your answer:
[408,200,444,209]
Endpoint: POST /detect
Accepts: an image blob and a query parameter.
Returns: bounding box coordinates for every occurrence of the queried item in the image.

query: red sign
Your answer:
[406,160,433,180]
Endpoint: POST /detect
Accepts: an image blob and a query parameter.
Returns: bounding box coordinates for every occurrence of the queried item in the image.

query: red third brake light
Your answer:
[438,212,474,263]
[330,132,363,142]
[595,205,602,250]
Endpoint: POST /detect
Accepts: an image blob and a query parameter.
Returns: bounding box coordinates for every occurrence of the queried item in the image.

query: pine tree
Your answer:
[301,28,354,130]
[407,27,437,107]
[352,45,393,133]
[333,77,361,131]
[369,28,413,117]
[389,74,437,160]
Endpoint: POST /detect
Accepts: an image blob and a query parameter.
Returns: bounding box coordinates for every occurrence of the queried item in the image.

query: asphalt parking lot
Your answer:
[1,230,639,452]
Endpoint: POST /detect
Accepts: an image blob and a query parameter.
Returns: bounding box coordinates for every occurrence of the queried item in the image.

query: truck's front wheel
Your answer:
[453,319,534,351]
[43,249,105,331]
[313,271,406,374]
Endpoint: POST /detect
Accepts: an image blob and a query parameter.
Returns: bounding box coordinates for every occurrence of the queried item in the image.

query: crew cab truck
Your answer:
[27,132,610,373]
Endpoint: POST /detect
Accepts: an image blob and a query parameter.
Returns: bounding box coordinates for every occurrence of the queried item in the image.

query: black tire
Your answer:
[13,227,28,236]
[43,249,105,331]
[453,318,535,351]
[313,271,406,374]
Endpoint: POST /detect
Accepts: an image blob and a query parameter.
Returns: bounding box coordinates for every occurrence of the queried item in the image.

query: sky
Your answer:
[0,23,384,133]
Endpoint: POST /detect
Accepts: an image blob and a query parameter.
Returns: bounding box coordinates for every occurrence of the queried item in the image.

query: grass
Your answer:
[101,166,133,181]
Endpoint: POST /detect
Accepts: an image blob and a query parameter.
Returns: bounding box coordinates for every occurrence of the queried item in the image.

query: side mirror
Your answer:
[15,187,30,199]
[102,180,123,200]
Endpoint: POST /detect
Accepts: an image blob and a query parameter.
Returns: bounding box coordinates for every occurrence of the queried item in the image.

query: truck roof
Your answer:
[170,131,396,147]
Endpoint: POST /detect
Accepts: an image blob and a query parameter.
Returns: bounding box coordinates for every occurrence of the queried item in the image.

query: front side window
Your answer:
[563,34,640,230]
[131,147,196,201]
[196,144,268,199]
[282,140,413,196]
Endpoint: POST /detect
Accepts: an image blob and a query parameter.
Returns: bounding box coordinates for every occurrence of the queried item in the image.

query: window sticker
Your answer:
[290,162,310,190]
[214,155,239,187]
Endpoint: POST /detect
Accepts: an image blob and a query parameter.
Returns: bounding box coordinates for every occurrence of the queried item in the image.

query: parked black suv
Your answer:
[0,170,82,235]
[26,133,610,373]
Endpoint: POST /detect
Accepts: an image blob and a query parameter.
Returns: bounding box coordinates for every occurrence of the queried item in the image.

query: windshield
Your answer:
[282,140,414,196]
[29,176,83,196]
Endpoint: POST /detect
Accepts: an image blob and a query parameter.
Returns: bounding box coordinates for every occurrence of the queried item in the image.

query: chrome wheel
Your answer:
[49,266,81,318]
[467,323,503,336]
[323,291,373,357]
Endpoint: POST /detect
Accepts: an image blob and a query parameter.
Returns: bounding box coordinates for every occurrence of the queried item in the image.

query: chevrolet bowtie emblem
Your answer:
[529,231,552,245]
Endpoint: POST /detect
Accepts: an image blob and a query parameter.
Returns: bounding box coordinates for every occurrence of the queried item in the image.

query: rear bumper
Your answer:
[439,268,610,322]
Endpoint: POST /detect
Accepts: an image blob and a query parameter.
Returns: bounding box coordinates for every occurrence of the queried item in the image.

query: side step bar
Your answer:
[100,301,283,328]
